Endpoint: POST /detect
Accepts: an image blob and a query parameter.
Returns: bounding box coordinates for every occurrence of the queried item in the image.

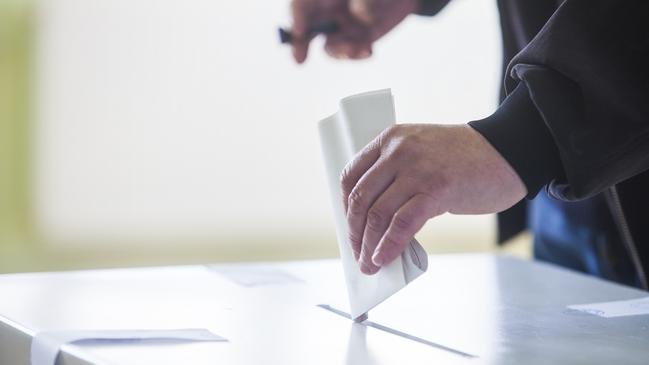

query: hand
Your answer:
[290,0,419,63]
[340,124,527,275]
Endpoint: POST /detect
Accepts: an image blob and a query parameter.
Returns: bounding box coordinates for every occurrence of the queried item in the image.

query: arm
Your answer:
[289,0,452,63]
[489,0,649,200]
[343,0,649,274]
[340,123,526,274]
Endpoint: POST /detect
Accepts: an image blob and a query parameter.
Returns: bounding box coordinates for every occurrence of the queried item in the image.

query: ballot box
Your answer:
[0,254,648,365]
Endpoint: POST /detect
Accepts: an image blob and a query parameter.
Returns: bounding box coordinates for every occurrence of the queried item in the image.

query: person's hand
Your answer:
[340,124,527,275]
[290,0,419,63]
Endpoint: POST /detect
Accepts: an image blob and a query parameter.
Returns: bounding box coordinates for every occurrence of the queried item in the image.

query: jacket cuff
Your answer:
[415,0,451,16]
[468,83,564,198]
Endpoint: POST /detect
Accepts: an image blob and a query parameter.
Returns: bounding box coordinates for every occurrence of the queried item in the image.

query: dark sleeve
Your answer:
[504,0,649,201]
[469,83,564,199]
[415,0,451,16]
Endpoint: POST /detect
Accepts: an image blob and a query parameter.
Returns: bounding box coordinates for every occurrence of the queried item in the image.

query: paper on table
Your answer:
[208,265,303,287]
[318,89,428,320]
[567,296,649,318]
[31,328,226,365]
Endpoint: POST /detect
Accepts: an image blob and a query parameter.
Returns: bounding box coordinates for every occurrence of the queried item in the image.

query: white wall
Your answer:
[33,0,502,251]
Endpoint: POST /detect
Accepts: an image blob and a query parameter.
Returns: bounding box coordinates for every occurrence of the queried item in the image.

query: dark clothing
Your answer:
[419,0,649,289]
[530,190,640,287]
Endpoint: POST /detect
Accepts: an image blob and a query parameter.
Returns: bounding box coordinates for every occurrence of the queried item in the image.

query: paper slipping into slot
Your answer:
[31,329,226,365]
[567,296,649,318]
[318,89,428,320]
[317,304,477,358]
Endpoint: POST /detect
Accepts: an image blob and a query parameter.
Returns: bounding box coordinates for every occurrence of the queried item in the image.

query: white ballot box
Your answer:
[0,254,648,365]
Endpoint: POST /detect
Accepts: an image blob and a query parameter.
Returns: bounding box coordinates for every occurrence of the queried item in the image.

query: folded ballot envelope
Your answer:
[318,89,428,320]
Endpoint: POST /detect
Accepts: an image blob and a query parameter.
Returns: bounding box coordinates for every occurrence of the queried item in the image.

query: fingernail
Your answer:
[372,251,383,266]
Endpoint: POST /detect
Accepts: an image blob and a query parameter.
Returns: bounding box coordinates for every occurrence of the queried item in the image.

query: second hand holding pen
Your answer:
[278,21,339,44]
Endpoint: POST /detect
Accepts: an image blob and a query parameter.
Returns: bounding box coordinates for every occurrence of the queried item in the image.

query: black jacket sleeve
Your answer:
[474,0,649,201]
[469,83,564,198]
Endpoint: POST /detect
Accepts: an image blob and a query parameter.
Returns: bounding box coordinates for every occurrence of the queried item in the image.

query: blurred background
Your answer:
[0,0,530,273]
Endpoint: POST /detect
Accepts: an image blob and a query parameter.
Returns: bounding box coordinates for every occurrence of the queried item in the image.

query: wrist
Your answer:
[465,125,527,200]
[468,83,564,198]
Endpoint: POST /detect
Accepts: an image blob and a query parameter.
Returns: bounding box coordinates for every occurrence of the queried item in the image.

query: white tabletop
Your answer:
[0,254,648,365]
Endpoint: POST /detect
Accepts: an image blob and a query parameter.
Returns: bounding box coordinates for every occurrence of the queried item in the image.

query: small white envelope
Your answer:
[318,89,428,320]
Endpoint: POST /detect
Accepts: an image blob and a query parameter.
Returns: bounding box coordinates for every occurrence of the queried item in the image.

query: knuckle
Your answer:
[383,125,399,138]
[349,231,362,245]
[379,125,400,145]
[400,133,419,145]
[409,175,430,191]
[392,212,413,231]
[418,193,444,218]
[339,166,352,192]
[366,208,387,231]
[381,236,402,251]
[391,137,418,160]
[390,143,407,160]
[347,189,366,215]
[424,174,451,198]
[348,231,362,247]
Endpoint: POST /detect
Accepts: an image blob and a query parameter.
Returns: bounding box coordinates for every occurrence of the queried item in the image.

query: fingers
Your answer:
[350,0,418,43]
[324,35,372,60]
[290,0,375,62]
[290,0,313,64]
[323,17,372,60]
[292,36,314,64]
[371,194,442,267]
[323,3,373,60]
[340,137,381,213]
[341,136,383,261]
[357,180,415,274]
[345,160,395,262]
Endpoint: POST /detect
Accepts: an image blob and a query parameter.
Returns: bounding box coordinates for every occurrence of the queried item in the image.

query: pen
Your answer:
[278,21,339,44]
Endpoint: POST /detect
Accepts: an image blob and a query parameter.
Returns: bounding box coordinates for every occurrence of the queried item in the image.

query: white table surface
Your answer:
[0,254,648,365]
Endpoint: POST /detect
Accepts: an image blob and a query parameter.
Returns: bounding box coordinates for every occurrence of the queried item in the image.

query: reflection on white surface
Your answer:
[342,319,470,365]
[318,304,476,358]
[345,324,371,365]
[366,254,501,360]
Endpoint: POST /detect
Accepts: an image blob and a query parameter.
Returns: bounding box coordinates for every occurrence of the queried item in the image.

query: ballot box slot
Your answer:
[317,304,478,359]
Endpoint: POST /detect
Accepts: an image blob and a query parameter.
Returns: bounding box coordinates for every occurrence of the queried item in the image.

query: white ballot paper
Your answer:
[318,89,428,320]
[567,296,649,318]
[31,329,226,365]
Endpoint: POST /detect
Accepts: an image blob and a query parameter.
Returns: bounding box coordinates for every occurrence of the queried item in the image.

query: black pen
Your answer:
[278,21,339,44]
